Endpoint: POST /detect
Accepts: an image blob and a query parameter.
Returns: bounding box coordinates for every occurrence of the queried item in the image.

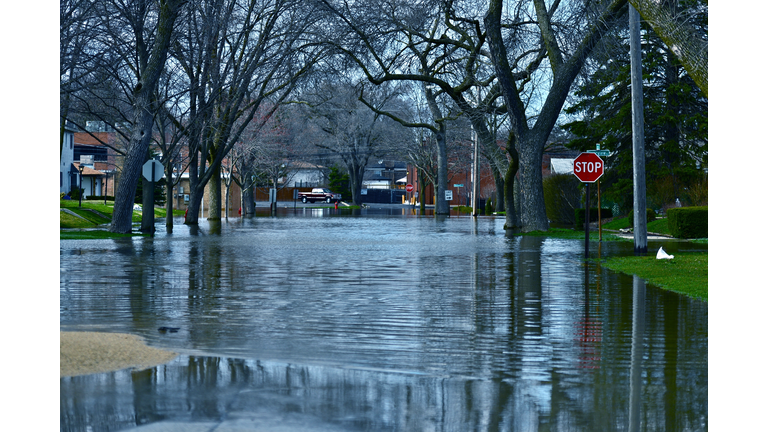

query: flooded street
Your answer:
[60,210,707,431]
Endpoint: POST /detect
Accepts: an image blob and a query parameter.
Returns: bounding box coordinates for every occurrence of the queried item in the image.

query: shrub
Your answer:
[667,206,708,239]
[544,174,580,224]
[68,187,84,200]
[628,208,657,227]
[485,197,494,215]
[574,208,613,227]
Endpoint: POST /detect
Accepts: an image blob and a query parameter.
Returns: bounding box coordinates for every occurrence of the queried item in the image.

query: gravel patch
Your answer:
[60,331,178,378]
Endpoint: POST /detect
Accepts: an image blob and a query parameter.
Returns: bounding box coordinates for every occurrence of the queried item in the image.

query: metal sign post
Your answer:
[141,160,164,234]
[573,152,604,259]
[587,147,609,242]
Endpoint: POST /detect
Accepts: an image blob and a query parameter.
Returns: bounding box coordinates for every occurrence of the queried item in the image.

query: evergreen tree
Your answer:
[563,0,707,213]
[328,166,351,201]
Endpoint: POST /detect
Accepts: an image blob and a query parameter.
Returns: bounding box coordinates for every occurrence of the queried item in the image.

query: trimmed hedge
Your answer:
[667,206,708,239]
[628,208,657,227]
[575,208,613,226]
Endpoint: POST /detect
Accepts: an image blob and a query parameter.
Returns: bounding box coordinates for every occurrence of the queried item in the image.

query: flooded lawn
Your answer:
[60,210,707,431]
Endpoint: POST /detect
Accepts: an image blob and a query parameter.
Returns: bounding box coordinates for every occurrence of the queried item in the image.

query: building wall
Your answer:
[287,169,324,187]
[170,177,243,218]
[61,130,75,194]
[404,162,495,207]
[80,176,103,199]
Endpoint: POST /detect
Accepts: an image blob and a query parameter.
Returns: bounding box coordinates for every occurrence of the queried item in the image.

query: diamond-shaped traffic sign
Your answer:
[573,152,604,183]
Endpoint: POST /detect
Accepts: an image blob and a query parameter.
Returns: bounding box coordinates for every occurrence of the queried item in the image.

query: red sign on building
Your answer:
[573,152,604,183]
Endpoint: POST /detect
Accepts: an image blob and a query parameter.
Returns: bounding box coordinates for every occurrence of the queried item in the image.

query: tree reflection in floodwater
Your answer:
[61,215,707,431]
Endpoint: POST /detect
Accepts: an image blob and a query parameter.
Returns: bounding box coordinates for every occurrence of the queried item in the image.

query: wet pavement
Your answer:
[61,210,707,431]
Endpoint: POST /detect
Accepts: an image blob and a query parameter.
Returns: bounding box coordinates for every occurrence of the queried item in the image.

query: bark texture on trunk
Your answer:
[208,164,221,220]
[504,134,520,229]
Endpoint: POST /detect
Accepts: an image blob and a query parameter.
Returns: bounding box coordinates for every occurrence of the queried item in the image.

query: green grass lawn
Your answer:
[603,252,708,301]
[521,227,623,241]
[60,200,183,234]
[602,216,670,236]
[60,230,143,240]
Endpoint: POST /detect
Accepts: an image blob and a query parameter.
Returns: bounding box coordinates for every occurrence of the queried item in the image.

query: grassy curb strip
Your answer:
[602,253,707,301]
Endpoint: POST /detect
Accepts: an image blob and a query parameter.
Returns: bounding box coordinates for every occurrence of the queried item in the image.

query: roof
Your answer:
[72,162,105,176]
[550,158,575,175]
[288,161,325,170]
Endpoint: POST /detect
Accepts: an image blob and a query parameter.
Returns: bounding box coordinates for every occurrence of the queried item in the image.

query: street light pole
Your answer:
[78,165,84,208]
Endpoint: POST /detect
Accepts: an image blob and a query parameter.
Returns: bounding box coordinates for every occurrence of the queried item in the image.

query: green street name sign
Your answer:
[587,150,610,157]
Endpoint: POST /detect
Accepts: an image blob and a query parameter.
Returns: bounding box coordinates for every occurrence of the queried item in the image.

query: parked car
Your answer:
[297,188,342,204]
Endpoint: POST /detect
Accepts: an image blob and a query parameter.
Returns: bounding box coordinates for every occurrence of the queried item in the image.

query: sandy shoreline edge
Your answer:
[60,331,178,378]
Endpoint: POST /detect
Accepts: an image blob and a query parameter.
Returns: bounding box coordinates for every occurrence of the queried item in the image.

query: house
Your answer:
[285,161,326,188]
[72,161,106,199]
[73,129,121,196]
[363,160,408,190]
[61,122,110,198]
[550,158,576,176]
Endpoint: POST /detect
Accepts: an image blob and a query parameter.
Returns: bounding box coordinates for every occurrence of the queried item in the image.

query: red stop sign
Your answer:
[406,183,414,192]
[573,152,604,183]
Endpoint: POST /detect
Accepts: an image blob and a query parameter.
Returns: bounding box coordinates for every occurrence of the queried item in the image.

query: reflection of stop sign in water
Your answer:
[573,152,604,183]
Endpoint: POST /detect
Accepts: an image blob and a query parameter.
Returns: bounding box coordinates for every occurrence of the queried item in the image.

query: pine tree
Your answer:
[563,0,707,213]
[328,166,351,201]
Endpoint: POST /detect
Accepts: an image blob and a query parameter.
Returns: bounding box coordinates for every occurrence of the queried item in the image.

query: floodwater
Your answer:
[60,208,707,431]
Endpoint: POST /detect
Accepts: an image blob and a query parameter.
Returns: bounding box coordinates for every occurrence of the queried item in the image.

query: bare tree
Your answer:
[100,0,188,233]
[485,0,629,231]
[60,0,100,155]
[172,0,323,224]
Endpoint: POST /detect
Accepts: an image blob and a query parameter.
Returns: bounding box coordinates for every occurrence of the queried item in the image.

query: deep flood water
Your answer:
[60,210,707,431]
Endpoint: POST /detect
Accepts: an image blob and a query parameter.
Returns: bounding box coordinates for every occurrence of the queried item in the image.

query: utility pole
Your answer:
[630,5,647,254]
[472,125,479,217]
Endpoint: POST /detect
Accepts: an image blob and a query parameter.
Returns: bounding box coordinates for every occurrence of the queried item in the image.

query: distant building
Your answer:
[363,160,407,190]
[550,158,576,176]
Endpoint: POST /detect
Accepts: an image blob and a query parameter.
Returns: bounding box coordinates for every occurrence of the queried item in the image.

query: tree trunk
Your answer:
[504,135,520,230]
[110,91,157,233]
[243,185,255,215]
[518,135,548,232]
[492,170,505,213]
[208,163,221,220]
[349,162,365,206]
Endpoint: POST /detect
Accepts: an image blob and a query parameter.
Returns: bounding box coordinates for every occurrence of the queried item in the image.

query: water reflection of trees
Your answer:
[60,221,707,431]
